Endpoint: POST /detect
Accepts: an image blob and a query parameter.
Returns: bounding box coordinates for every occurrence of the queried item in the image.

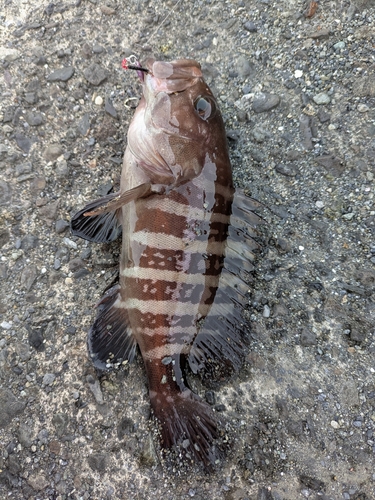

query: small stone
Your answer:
[55,219,69,234]
[68,258,85,272]
[330,420,340,429]
[15,162,32,177]
[17,423,33,447]
[252,93,280,113]
[63,238,78,250]
[105,97,118,118]
[42,373,56,386]
[204,389,218,407]
[0,47,20,62]
[294,69,303,78]
[333,41,345,50]
[275,163,298,176]
[316,154,345,177]
[21,234,39,251]
[15,343,31,361]
[38,200,59,221]
[313,93,331,105]
[88,453,108,472]
[0,389,26,429]
[317,109,330,123]
[52,413,69,437]
[86,374,104,404]
[25,112,44,126]
[237,55,255,79]
[308,28,330,40]
[55,158,69,177]
[47,67,75,82]
[44,144,63,161]
[0,180,12,205]
[100,5,116,15]
[93,44,105,54]
[83,63,108,86]
[244,21,257,32]
[49,440,61,455]
[95,95,103,106]
[352,76,375,98]
[300,329,317,346]
[20,264,38,291]
[357,104,369,113]
[77,113,90,136]
[263,305,270,318]
[14,133,31,153]
[28,329,44,351]
[28,473,48,491]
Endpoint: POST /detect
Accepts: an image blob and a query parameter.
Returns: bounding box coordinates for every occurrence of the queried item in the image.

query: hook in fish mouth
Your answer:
[122,55,149,74]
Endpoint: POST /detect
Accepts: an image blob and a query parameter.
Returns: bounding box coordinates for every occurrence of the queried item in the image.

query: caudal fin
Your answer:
[150,389,221,469]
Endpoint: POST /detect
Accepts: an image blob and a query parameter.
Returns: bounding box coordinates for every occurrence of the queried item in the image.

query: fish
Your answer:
[71,57,262,469]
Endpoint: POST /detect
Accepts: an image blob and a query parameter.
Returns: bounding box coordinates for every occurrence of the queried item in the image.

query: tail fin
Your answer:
[150,389,221,469]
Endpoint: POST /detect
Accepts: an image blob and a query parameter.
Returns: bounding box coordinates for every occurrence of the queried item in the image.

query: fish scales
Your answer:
[71,57,262,469]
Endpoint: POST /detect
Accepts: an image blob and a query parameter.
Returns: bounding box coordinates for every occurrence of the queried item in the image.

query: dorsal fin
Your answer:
[188,189,264,381]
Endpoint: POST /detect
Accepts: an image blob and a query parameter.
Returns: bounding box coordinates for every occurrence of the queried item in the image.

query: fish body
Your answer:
[71,58,261,467]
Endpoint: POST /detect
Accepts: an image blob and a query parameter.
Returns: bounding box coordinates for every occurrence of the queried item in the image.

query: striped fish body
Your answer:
[71,58,262,468]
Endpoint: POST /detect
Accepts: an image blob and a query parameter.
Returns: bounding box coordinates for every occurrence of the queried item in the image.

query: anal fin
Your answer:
[88,285,137,371]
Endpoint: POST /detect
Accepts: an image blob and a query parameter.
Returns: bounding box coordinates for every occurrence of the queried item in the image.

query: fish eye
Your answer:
[194,96,216,121]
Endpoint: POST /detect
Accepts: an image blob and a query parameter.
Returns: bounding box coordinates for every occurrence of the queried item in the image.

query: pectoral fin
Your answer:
[84,182,156,216]
[71,192,122,243]
[71,183,165,243]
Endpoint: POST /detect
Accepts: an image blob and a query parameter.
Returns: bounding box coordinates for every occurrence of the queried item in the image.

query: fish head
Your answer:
[127,58,230,185]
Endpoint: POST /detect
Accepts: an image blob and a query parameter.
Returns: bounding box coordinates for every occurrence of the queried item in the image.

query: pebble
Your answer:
[263,305,270,318]
[275,162,298,176]
[105,97,118,118]
[14,133,31,153]
[333,41,345,50]
[20,265,38,291]
[252,93,280,113]
[83,63,108,86]
[0,180,12,205]
[63,237,78,249]
[77,113,90,136]
[88,453,108,472]
[25,112,44,126]
[94,95,103,106]
[86,374,104,404]
[357,104,369,113]
[55,219,69,234]
[0,389,26,429]
[42,373,56,386]
[44,144,63,161]
[243,21,257,32]
[0,47,20,61]
[330,420,340,429]
[47,66,75,82]
[300,329,317,347]
[313,93,331,105]
[237,55,255,79]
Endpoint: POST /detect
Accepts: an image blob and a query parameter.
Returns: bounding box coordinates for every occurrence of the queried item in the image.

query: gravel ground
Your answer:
[1,0,375,498]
